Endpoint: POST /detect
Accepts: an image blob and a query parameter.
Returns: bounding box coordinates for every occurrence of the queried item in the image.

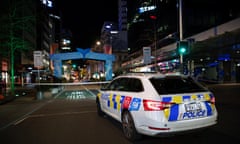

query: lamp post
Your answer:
[179,0,183,42]
[149,14,158,71]
[178,0,184,73]
[154,20,157,71]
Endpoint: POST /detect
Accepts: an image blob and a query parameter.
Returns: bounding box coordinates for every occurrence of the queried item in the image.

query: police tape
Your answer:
[28,81,110,86]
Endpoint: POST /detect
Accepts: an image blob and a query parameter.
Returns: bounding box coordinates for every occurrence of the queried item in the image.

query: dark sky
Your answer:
[56,1,118,48]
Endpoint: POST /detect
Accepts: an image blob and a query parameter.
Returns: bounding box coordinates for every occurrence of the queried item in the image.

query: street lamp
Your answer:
[178,0,184,73]
[96,41,101,46]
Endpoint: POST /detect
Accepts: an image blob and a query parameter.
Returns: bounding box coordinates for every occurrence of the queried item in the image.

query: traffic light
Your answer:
[72,64,76,68]
[177,41,189,55]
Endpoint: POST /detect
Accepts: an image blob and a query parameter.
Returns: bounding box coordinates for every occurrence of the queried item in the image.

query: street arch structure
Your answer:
[50,48,115,81]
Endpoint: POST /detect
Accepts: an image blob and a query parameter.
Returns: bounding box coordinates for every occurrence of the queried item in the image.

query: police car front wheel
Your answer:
[96,99,105,116]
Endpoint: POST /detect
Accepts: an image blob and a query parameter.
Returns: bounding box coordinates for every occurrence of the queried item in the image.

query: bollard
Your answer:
[37,91,43,100]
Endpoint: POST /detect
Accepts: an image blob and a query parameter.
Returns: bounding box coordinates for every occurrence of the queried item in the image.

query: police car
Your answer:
[96,72,218,141]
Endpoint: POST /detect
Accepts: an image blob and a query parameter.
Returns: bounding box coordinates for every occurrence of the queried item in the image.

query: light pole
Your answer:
[178,0,184,73]
[154,19,157,71]
[179,0,183,42]
[149,14,158,71]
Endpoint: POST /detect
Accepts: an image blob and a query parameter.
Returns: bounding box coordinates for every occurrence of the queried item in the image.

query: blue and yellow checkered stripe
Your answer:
[98,93,141,111]
[98,92,215,121]
[107,94,122,111]
[162,93,215,121]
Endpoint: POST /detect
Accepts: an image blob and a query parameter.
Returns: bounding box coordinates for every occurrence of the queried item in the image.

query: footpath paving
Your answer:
[0,85,38,105]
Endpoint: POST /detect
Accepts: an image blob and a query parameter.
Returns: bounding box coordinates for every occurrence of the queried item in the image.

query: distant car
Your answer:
[96,72,218,141]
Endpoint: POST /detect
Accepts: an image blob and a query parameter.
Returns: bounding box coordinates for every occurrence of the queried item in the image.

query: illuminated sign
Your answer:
[138,6,156,13]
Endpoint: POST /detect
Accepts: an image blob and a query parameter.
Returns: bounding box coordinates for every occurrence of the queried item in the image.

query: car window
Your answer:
[107,78,120,90]
[105,77,143,92]
[149,76,208,94]
[128,78,144,92]
[116,78,129,91]
[106,78,129,91]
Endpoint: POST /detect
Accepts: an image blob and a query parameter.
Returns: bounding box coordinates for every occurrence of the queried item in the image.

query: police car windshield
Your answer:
[149,76,208,94]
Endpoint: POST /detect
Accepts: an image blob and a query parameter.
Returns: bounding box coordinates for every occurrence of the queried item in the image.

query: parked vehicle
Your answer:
[96,72,218,141]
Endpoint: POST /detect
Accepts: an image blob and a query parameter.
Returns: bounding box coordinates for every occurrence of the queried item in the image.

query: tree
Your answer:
[0,0,36,93]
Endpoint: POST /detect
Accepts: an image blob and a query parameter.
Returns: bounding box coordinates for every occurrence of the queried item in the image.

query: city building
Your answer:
[0,0,62,86]
[122,0,240,83]
[90,20,129,78]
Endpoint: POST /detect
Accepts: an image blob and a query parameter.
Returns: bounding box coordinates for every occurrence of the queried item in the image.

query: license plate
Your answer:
[185,102,202,112]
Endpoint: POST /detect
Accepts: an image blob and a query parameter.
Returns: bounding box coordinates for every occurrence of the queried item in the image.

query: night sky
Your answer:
[56,1,118,48]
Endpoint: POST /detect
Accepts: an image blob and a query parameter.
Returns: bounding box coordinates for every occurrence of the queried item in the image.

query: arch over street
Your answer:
[50,48,115,81]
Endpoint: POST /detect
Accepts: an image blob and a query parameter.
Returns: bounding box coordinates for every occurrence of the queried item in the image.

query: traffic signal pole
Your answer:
[179,0,183,73]
[179,0,183,41]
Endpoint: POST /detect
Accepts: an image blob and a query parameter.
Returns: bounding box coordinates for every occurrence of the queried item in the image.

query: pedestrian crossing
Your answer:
[58,90,96,100]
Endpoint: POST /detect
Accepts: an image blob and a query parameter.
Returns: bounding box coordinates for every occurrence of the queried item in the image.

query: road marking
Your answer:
[12,110,97,126]
[29,110,97,118]
[0,99,53,131]
[14,116,29,125]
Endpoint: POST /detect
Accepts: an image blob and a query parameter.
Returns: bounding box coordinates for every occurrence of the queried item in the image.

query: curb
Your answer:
[0,95,16,105]
[0,87,37,105]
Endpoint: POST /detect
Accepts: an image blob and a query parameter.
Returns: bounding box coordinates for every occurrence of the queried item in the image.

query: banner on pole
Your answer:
[143,47,151,64]
[34,51,43,68]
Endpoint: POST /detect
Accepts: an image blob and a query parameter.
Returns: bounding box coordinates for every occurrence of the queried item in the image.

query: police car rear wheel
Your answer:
[122,111,141,141]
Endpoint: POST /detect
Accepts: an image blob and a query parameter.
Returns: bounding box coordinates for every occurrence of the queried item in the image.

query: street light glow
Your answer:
[96,41,101,45]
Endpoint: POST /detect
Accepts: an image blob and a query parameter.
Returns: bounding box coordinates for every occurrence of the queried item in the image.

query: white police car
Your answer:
[96,72,218,141]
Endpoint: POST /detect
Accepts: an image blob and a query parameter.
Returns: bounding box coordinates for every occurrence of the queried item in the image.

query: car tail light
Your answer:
[143,100,174,111]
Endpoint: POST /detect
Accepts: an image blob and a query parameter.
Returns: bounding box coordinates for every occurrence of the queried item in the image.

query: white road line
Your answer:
[0,99,53,130]
[14,116,29,125]
[12,110,97,126]
[29,110,97,118]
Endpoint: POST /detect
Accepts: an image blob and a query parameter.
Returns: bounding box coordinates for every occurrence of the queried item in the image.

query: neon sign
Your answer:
[138,6,156,13]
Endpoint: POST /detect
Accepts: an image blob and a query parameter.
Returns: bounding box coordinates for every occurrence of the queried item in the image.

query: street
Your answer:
[0,83,239,144]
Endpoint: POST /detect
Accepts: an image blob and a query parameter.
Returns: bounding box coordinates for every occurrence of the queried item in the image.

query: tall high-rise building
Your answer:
[0,0,62,84]
[122,0,240,82]
[126,0,240,53]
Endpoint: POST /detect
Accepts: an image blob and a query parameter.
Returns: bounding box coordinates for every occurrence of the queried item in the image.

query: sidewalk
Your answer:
[0,85,37,105]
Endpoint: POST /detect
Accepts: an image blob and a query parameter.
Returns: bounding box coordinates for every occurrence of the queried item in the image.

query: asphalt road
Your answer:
[0,84,239,144]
